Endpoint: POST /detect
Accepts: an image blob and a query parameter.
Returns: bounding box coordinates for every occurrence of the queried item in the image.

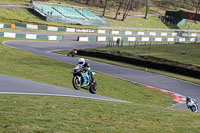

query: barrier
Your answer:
[0,23,11,28]
[14,22,200,39]
[77,50,200,79]
[0,31,63,40]
[78,36,199,43]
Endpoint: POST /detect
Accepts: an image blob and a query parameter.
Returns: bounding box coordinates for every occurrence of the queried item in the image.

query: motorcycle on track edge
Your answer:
[72,65,98,94]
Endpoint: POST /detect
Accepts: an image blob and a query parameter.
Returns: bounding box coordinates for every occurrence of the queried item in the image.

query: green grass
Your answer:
[108,16,169,28]
[0,0,30,5]
[86,44,200,66]
[0,94,200,132]
[0,37,174,106]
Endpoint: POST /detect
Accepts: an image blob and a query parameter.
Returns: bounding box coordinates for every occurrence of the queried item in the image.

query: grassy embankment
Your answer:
[0,94,200,132]
[0,0,30,5]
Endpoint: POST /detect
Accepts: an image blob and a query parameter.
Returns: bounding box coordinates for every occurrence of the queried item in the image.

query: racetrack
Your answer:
[2,39,200,111]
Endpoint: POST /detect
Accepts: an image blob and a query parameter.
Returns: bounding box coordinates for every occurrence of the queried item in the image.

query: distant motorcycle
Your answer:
[72,65,97,94]
[67,48,78,57]
[186,97,198,113]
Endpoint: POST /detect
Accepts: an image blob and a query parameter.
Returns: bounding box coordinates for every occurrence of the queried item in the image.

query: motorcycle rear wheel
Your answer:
[89,81,97,94]
[191,106,196,112]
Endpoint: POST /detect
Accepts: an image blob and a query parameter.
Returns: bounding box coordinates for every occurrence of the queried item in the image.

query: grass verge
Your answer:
[85,44,200,65]
[0,94,200,132]
[0,0,30,5]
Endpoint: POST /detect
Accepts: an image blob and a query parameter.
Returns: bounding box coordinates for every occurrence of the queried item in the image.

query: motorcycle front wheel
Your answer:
[89,81,97,94]
[72,76,81,90]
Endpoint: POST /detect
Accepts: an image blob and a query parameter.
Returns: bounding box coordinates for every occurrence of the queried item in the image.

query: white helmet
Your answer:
[78,58,85,65]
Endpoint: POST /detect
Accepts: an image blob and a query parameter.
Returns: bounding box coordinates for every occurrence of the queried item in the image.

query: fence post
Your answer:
[148,42,151,50]
[134,41,136,49]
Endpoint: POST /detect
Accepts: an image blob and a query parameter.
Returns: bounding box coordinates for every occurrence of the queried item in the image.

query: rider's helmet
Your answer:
[79,58,85,65]
[186,97,191,102]
[74,48,78,51]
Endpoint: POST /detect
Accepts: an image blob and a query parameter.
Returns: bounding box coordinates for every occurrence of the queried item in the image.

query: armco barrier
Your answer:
[77,50,200,79]
[78,36,199,43]
[14,22,200,37]
[0,31,63,40]
[15,22,97,33]
[0,23,11,28]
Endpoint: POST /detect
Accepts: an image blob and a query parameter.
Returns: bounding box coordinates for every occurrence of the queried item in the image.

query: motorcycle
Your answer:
[67,48,78,57]
[186,101,198,113]
[72,65,97,94]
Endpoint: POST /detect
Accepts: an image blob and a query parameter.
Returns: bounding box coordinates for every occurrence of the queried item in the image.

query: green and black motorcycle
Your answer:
[72,65,97,94]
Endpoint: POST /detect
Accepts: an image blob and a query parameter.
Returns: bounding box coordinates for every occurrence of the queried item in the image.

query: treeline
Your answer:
[58,0,200,11]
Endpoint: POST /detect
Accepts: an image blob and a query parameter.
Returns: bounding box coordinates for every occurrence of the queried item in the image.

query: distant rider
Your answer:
[186,97,198,113]
[68,48,78,57]
[78,58,94,86]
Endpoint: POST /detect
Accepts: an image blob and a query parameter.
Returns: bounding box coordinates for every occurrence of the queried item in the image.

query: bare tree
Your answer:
[122,0,133,21]
[196,0,200,14]
[102,0,109,16]
[86,0,90,5]
[144,0,149,19]
[114,0,124,19]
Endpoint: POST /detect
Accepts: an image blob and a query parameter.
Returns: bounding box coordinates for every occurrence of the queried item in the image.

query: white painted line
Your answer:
[4,32,16,38]
[138,32,144,35]
[27,24,38,29]
[113,37,121,41]
[97,36,106,41]
[161,32,167,36]
[66,28,75,32]
[150,32,156,36]
[167,38,174,42]
[128,37,136,41]
[48,36,57,40]
[48,26,58,31]
[191,33,197,37]
[75,29,95,33]
[179,38,186,42]
[0,92,130,103]
[125,31,132,35]
[182,33,188,37]
[0,23,4,28]
[26,34,37,39]
[172,33,177,36]
[112,31,119,34]
[190,38,195,42]
[98,30,106,34]
[78,37,89,42]
[141,37,149,41]
[155,38,162,42]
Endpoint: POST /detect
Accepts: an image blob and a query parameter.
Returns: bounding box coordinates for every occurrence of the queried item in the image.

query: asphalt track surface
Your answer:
[2,39,200,111]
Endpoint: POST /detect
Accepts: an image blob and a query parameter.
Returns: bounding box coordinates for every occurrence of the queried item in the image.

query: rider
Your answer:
[68,48,78,57]
[186,97,198,113]
[78,58,94,86]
